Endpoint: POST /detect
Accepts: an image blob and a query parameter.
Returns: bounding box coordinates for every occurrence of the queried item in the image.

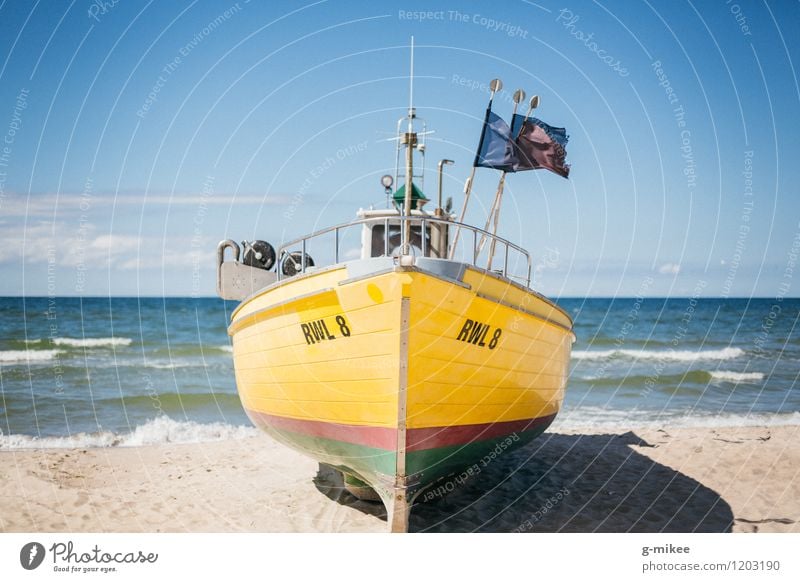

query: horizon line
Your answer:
[3,295,799,300]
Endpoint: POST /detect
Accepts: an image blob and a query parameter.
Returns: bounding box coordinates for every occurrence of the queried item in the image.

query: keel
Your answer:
[388,488,411,533]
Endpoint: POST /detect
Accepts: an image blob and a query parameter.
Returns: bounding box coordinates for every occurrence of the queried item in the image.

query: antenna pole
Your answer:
[402,37,416,254]
[408,36,414,124]
[448,167,477,259]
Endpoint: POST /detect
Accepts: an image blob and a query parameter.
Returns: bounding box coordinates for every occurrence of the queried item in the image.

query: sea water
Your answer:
[555,297,800,429]
[0,297,254,447]
[0,297,797,448]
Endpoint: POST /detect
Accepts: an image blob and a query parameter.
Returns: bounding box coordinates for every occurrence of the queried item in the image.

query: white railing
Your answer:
[276,215,533,286]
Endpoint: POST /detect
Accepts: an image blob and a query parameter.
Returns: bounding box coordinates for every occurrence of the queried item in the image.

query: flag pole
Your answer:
[484,175,506,270]
[514,94,540,169]
[482,89,525,269]
[479,90,539,269]
[486,94,540,272]
[448,78,502,260]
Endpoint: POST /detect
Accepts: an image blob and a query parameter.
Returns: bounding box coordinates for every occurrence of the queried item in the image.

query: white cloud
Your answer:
[0,215,228,273]
[0,192,292,218]
[116,257,142,271]
[658,262,681,275]
[87,234,141,252]
[0,221,137,267]
[140,195,291,206]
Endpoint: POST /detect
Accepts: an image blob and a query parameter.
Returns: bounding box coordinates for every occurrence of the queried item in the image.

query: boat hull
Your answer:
[228,258,573,529]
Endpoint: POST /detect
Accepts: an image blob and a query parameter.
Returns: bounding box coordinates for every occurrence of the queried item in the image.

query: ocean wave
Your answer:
[573,369,764,386]
[102,392,242,412]
[142,360,197,370]
[0,416,259,449]
[0,349,62,364]
[149,344,233,358]
[572,347,744,362]
[709,371,765,383]
[100,358,231,370]
[52,337,133,348]
[554,407,800,429]
[580,338,675,349]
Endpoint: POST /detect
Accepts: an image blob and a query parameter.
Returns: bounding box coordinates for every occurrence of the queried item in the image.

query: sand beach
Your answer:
[2,425,797,533]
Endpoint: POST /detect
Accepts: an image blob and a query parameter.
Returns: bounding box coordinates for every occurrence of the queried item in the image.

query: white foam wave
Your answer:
[0,416,260,449]
[553,407,800,430]
[0,349,61,364]
[709,371,765,383]
[52,337,132,348]
[106,359,198,370]
[572,347,744,362]
[577,375,600,381]
[142,360,196,369]
[23,338,42,344]
[218,345,233,353]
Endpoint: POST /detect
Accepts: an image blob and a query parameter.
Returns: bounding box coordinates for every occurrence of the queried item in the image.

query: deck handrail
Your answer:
[276,215,532,286]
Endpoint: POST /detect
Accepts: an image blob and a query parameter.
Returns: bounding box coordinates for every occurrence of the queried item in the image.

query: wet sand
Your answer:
[1,425,798,533]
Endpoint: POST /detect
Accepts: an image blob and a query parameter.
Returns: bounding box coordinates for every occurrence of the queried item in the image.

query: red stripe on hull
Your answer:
[406,414,557,452]
[246,410,397,450]
[245,409,556,453]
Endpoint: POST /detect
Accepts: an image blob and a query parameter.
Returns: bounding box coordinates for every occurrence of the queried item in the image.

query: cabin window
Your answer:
[370,223,431,257]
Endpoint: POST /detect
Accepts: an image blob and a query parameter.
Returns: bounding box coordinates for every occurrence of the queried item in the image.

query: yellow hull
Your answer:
[228,259,573,528]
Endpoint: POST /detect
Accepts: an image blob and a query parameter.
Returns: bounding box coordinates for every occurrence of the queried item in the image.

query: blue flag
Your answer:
[474,111,518,172]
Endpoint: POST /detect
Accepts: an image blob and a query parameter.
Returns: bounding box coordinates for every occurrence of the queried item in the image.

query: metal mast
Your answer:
[401,38,416,253]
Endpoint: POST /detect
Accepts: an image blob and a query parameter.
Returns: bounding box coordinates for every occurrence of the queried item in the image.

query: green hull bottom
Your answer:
[262,424,397,487]
[259,420,553,503]
[406,423,551,496]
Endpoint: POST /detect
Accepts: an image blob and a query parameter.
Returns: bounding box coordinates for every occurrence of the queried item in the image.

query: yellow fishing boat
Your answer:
[217,64,574,531]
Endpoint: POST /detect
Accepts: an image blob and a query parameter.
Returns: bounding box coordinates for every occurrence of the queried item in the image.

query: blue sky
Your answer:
[0,0,798,297]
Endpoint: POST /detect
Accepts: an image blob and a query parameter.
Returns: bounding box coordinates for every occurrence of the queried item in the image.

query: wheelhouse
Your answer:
[357,208,450,260]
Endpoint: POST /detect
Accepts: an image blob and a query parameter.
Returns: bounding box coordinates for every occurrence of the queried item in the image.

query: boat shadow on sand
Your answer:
[314,431,734,533]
